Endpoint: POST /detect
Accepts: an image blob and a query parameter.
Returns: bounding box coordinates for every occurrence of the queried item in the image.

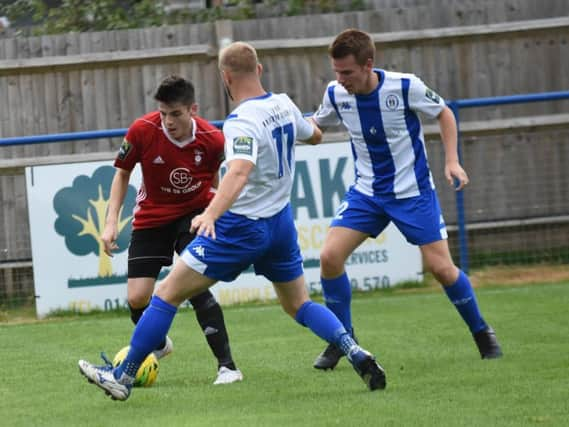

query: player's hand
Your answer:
[191,212,216,240]
[445,161,469,191]
[101,223,119,256]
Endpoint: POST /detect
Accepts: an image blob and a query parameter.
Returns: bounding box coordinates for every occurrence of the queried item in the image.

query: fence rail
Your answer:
[2,90,569,277]
[447,90,569,272]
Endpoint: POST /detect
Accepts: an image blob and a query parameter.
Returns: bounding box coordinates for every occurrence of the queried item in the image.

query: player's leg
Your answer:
[78,258,215,400]
[188,291,242,384]
[315,188,388,369]
[113,259,216,383]
[127,224,179,357]
[389,189,502,359]
[316,226,368,369]
[421,240,502,359]
[272,276,386,391]
[175,224,241,383]
[320,226,368,332]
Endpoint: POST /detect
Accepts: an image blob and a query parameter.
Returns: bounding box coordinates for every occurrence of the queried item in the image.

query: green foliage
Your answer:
[1,283,568,426]
[0,0,368,35]
[0,0,165,35]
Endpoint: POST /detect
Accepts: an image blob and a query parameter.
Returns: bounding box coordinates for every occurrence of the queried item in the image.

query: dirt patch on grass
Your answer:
[469,264,569,287]
[402,263,569,293]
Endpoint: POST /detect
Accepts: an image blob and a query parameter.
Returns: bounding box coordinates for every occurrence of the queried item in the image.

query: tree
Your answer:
[0,0,366,35]
[53,165,136,277]
[0,0,166,35]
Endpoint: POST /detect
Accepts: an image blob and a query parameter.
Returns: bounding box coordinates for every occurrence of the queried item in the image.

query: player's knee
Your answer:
[189,290,218,312]
[281,298,307,320]
[320,248,345,277]
[428,262,458,285]
[127,293,151,309]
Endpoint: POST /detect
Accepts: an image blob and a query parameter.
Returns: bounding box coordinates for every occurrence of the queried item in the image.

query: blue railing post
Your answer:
[449,102,469,274]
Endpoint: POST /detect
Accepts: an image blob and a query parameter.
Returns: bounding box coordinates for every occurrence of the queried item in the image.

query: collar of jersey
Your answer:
[161,117,197,148]
[240,92,273,105]
[354,69,385,99]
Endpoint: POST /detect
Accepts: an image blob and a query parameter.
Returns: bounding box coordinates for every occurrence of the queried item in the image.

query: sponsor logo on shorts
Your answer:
[193,245,205,258]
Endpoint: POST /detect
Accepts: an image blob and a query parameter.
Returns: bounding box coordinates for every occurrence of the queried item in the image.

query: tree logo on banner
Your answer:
[53,166,136,279]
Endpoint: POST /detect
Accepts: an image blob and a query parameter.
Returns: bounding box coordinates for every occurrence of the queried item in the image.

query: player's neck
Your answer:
[361,71,380,95]
[231,79,266,104]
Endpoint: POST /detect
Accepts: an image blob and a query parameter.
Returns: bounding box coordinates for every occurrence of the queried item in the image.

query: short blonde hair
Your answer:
[219,41,258,74]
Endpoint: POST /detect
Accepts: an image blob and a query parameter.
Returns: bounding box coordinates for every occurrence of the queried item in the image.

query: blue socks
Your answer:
[321,272,353,332]
[295,300,363,362]
[295,301,346,343]
[114,295,177,380]
[443,270,487,334]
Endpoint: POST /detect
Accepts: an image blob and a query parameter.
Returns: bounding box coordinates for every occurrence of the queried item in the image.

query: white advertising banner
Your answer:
[26,141,422,318]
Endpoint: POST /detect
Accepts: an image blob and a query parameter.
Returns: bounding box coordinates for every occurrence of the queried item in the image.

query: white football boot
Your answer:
[213,366,243,385]
[78,359,132,401]
[153,335,174,360]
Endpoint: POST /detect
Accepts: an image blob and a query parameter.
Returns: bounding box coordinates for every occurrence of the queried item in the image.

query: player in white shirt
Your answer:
[311,29,502,371]
[78,41,386,401]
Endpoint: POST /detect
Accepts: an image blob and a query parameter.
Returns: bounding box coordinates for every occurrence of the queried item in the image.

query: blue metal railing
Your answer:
[2,90,569,272]
[446,90,569,273]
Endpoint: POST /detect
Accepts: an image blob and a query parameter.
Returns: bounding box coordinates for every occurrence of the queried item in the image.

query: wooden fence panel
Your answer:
[1,7,569,268]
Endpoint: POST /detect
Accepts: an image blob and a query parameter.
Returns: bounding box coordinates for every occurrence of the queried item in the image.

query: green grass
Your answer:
[1,283,568,427]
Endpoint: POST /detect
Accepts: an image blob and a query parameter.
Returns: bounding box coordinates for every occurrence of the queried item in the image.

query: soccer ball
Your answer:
[112,346,159,387]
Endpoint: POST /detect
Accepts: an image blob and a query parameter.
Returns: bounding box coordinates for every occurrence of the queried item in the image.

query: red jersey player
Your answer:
[101,75,242,385]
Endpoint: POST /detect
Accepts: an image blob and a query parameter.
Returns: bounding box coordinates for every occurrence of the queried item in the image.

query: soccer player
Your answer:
[310,29,503,370]
[100,75,242,385]
[78,41,386,401]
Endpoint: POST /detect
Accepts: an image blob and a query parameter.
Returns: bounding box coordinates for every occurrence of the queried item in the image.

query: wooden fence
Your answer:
[1,2,569,304]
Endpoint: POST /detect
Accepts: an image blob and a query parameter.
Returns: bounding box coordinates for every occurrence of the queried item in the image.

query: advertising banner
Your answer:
[26,141,422,317]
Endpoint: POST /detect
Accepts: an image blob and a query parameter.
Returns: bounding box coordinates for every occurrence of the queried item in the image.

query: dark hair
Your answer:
[153,75,195,105]
[329,29,375,66]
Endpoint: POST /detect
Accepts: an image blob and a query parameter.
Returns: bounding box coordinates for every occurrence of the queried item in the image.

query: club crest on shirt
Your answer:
[117,139,132,161]
[385,94,400,110]
[194,149,203,165]
[425,88,441,104]
[233,136,253,155]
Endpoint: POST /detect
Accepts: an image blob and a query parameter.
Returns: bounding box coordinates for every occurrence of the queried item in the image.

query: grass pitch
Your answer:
[1,282,568,427]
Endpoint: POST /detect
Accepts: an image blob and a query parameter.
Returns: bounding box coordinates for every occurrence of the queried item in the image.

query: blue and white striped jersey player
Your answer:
[78,41,386,401]
[310,29,503,371]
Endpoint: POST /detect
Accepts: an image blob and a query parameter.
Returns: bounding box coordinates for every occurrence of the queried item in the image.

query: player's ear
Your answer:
[220,69,230,85]
[257,63,263,77]
[190,103,199,116]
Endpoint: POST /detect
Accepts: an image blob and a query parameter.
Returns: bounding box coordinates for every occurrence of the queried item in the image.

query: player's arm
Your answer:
[290,99,322,145]
[409,76,469,191]
[303,118,323,145]
[310,86,342,134]
[437,106,469,191]
[191,159,254,239]
[101,168,131,256]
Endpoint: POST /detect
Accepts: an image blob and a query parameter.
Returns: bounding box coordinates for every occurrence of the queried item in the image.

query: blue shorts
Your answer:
[180,203,304,283]
[331,187,447,246]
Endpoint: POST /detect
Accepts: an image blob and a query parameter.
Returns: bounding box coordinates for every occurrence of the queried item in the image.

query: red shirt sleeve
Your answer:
[113,122,141,171]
